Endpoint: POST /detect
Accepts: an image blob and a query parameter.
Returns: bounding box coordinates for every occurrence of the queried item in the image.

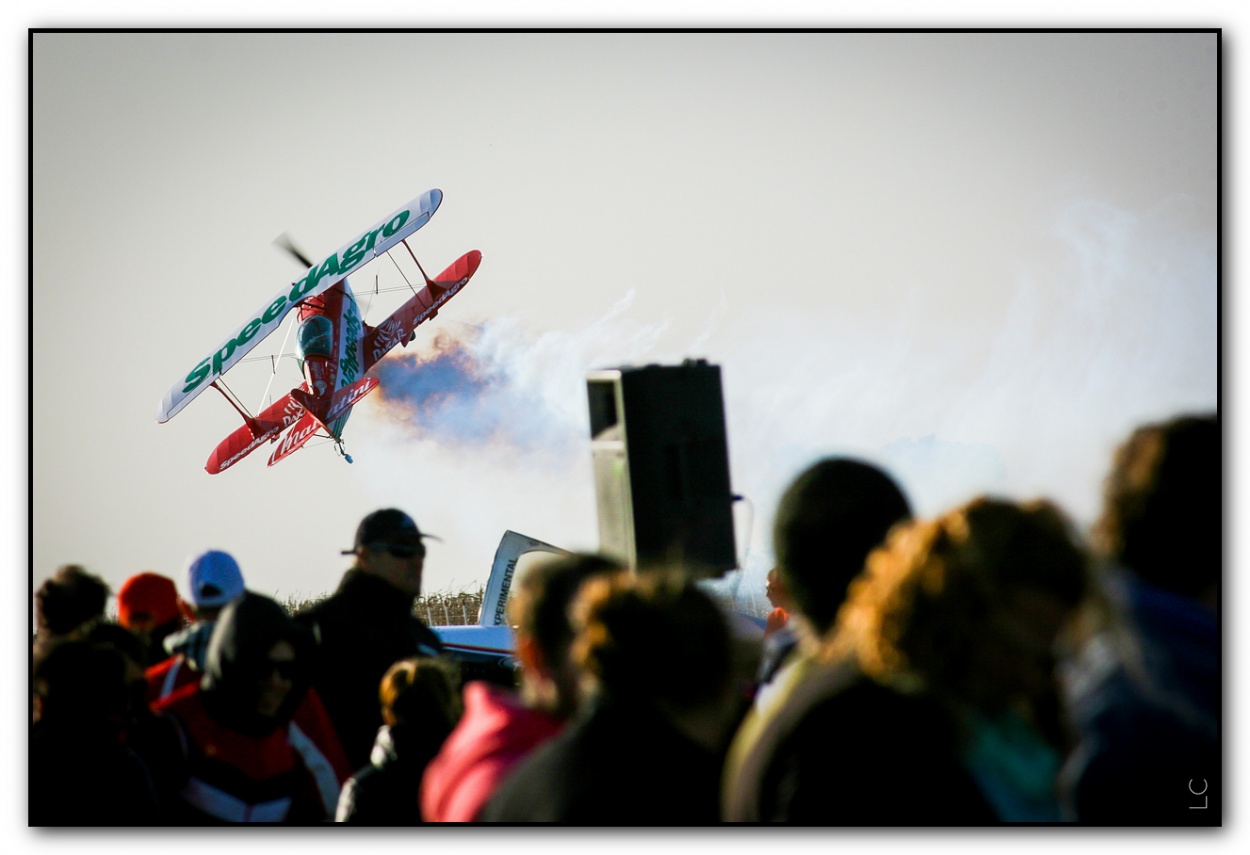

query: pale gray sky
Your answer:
[31,31,1218,611]
[11,4,1247,851]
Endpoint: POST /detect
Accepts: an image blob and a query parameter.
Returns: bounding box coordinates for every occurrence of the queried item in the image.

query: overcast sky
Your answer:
[29,30,1218,613]
[12,4,1246,853]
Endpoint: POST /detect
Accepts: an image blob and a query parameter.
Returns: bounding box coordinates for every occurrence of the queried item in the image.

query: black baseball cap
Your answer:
[341,508,440,555]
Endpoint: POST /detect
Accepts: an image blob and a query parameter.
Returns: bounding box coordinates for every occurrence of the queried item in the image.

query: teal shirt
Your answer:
[961,708,1065,822]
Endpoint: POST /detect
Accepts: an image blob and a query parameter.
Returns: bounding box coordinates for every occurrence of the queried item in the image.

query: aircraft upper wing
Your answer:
[157,189,443,424]
[362,249,482,373]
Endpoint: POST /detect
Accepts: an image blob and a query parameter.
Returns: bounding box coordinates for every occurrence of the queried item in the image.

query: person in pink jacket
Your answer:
[421,553,620,822]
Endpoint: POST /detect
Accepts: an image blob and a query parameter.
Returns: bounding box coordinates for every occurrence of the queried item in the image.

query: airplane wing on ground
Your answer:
[478,530,570,627]
[158,189,443,424]
[431,529,570,687]
[362,249,481,372]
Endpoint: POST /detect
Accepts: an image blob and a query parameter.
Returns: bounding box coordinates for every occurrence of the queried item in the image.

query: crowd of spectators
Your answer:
[30,412,1219,826]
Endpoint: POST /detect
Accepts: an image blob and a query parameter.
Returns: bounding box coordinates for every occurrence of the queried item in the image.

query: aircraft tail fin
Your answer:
[289,376,379,429]
[269,376,380,468]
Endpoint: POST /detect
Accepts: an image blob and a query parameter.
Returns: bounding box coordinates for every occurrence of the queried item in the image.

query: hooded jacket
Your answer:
[421,681,564,822]
[199,593,313,736]
[146,619,350,795]
[157,593,346,823]
[478,691,726,824]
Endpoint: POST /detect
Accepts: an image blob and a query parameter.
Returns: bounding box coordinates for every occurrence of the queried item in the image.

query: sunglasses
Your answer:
[263,658,299,680]
[369,541,426,559]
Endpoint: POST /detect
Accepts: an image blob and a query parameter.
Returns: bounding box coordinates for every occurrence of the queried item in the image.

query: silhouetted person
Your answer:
[423,553,621,822]
[1059,413,1220,824]
[724,497,1089,823]
[146,549,247,703]
[770,457,913,644]
[726,458,912,787]
[81,620,187,818]
[117,572,187,668]
[756,567,798,711]
[296,508,445,771]
[336,657,462,824]
[481,568,739,824]
[31,637,162,825]
[142,552,351,797]
[33,564,110,659]
[763,567,793,638]
[156,592,345,823]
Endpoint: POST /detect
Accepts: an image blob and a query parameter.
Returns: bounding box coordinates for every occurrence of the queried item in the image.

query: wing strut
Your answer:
[211,380,258,430]
[260,306,300,413]
[401,238,437,288]
[383,237,438,298]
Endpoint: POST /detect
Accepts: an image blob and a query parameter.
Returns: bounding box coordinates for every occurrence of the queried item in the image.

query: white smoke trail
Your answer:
[351,192,1215,600]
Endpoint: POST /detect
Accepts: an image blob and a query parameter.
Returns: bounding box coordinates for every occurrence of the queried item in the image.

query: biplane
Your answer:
[156,189,481,474]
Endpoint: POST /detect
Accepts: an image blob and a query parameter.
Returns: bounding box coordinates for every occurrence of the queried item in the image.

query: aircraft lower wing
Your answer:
[205,392,307,474]
[270,376,381,468]
[267,413,321,468]
[363,250,482,372]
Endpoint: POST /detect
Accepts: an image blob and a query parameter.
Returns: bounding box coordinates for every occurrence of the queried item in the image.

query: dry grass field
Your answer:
[282,582,767,628]
[283,588,487,627]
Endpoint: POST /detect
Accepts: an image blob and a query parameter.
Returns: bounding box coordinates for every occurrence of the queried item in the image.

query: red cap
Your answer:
[117,572,182,629]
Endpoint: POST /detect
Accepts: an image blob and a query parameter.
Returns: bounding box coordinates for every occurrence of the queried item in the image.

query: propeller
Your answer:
[273,232,315,269]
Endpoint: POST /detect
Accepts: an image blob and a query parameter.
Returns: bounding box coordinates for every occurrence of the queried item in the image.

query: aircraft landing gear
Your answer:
[335,438,353,464]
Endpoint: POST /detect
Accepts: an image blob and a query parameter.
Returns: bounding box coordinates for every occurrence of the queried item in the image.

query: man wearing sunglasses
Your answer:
[297,508,446,772]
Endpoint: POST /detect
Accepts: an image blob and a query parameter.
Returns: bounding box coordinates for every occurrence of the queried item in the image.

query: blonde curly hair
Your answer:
[824,497,1089,711]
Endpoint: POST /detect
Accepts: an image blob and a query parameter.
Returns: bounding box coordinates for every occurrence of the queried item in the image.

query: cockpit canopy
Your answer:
[296,315,334,359]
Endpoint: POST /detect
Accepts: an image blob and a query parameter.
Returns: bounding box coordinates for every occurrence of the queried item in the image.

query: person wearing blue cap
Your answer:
[145,549,246,704]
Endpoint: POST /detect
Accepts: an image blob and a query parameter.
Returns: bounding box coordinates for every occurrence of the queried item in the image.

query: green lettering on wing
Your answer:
[236,318,263,345]
[261,296,287,324]
[340,235,368,272]
[182,359,211,394]
[289,269,319,302]
[382,210,410,239]
[316,254,340,284]
[181,201,422,402]
[212,339,237,375]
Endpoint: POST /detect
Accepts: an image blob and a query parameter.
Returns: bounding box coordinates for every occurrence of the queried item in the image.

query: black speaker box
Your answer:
[587,360,736,575]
